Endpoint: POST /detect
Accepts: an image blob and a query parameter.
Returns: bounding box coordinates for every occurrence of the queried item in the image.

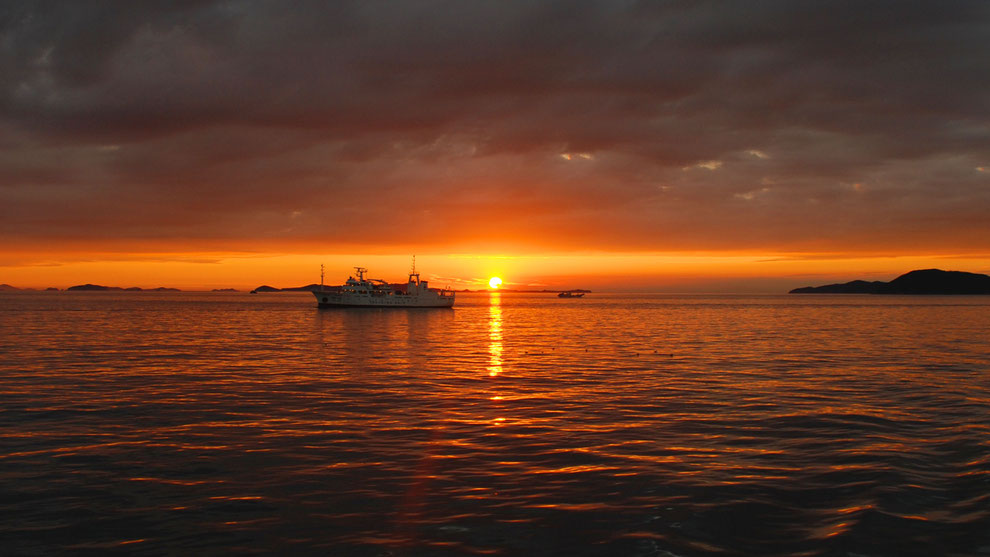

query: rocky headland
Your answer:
[790,269,990,294]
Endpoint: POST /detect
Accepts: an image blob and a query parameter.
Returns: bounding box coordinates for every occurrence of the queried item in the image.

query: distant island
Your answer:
[250,285,278,293]
[790,269,990,294]
[249,284,323,293]
[251,284,320,294]
[2,283,186,292]
[5,282,593,294]
[66,284,181,292]
[248,285,592,294]
[1,284,61,291]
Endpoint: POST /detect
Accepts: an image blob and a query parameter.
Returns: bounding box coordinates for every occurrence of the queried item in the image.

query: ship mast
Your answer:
[409,255,419,284]
[320,264,325,290]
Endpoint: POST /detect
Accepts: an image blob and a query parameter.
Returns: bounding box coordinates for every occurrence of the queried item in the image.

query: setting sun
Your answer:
[488,276,503,289]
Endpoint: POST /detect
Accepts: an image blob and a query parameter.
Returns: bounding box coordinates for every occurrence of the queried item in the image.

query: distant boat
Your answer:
[312,262,455,308]
[558,291,585,298]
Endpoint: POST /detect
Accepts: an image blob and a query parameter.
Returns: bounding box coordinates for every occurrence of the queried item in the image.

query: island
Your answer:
[66,284,181,292]
[0,285,62,291]
[250,284,359,293]
[249,285,282,293]
[790,269,990,295]
[247,285,593,294]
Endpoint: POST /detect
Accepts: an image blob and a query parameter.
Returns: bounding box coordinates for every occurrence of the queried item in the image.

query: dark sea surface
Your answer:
[1,291,988,556]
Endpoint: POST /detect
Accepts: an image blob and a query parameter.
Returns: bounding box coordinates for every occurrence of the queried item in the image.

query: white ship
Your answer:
[311,262,455,308]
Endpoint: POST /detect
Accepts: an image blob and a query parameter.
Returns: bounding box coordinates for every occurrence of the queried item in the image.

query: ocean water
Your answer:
[1,291,988,556]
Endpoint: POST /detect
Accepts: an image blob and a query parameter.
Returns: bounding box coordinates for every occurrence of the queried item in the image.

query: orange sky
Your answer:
[4,249,990,292]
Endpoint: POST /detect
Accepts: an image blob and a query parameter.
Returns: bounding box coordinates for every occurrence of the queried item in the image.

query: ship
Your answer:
[558,291,585,298]
[311,262,455,308]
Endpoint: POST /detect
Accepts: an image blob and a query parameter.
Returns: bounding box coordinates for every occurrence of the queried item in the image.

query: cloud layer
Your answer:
[3,0,989,256]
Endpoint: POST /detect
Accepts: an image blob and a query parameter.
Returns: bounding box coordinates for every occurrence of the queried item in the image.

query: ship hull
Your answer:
[312,290,454,308]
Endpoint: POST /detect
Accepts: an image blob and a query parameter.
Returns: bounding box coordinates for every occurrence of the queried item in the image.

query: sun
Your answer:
[488,277,503,289]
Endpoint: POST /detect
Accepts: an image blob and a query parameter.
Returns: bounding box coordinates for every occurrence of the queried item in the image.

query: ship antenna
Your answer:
[409,255,420,285]
[320,264,325,290]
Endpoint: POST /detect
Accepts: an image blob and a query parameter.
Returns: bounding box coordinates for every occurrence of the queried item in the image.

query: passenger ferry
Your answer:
[311,263,455,308]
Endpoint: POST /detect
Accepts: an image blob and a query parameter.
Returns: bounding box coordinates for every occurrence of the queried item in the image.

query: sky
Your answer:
[2,1,989,291]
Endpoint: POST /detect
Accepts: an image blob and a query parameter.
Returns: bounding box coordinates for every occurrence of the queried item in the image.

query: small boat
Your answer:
[558,291,585,298]
[311,262,455,308]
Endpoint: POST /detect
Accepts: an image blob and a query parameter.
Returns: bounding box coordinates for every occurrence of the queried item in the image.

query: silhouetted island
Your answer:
[246,285,593,294]
[66,284,181,292]
[789,280,887,294]
[790,269,990,294]
[249,284,363,293]
[249,285,281,293]
[280,284,324,292]
[0,285,61,291]
[67,284,123,291]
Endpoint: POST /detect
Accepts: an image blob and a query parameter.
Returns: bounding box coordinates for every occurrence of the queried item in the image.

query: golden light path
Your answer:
[488,292,502,378]
[487,291,505,427]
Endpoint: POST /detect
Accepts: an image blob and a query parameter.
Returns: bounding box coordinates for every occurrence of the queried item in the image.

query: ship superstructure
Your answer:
[311,262,455,308]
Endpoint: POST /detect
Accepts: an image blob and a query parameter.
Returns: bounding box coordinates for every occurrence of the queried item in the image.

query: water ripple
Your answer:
[1,291,988,555]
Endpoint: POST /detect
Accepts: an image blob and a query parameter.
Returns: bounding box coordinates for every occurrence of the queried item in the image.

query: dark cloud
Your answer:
[2,0,989,254]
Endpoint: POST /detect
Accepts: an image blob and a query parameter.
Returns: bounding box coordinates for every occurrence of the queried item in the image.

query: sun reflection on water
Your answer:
[487,292,506,426]
[487,292,502,378]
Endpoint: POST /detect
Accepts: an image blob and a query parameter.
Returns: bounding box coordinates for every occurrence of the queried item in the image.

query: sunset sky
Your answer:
[2,1,989,291]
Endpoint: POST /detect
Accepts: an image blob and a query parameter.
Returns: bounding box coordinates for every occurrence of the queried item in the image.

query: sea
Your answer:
[1,291,988,556]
